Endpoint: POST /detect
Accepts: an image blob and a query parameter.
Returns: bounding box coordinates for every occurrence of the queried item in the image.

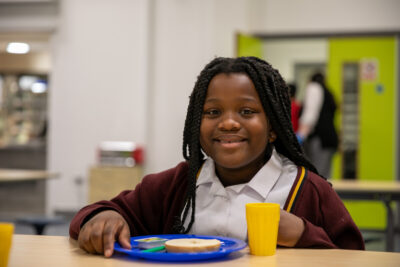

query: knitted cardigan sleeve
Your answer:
[291,172,364,250]
[69,162,188,240]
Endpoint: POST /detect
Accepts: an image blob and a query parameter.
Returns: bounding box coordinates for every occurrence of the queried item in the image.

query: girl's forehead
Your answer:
[206,73,258,96]
[203,73,264,107]
[211,72,251,82]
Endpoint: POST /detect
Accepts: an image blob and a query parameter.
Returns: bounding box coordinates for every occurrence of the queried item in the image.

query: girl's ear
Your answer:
[269,131,277,143]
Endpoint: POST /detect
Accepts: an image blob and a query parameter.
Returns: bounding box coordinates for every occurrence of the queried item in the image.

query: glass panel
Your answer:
[342,63,359,179]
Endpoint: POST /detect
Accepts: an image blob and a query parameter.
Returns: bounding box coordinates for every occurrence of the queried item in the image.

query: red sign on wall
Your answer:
[360,59,378,81]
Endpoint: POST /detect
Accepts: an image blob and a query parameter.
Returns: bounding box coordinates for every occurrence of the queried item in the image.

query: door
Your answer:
[328,36,397,229]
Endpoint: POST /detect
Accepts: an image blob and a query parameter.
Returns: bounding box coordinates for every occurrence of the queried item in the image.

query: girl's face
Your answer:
[200,73,274,185]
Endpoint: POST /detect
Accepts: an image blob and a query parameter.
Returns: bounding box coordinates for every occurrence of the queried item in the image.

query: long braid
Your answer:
[241,57,317,172]
[176,56,318,234]
[176,61,222,233]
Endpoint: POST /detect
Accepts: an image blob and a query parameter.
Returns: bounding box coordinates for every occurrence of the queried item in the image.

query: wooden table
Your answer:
[0,168,58,182]
[8,235,400,267]
[332,180,400,252]
[0,169,58,220]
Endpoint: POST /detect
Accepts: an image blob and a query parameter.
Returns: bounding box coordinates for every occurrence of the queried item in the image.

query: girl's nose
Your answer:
[218,113,241,131]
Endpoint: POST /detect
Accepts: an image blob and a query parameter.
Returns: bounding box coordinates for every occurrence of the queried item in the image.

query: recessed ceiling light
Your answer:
[31,81,47,94]
[6,42,30,54]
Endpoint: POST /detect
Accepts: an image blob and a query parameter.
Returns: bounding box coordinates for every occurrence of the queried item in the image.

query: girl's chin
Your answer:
[213,154,266,173]
[214,159,248,170]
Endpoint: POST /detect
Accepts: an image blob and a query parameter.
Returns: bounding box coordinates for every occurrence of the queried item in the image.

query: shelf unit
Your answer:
[0,73,47,147]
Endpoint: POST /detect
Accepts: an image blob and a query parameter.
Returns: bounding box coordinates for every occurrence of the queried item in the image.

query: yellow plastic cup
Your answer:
[246,203,280,256]
[0,223,14,267]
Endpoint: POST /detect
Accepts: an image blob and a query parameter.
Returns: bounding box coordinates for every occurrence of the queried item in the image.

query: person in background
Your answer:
[69,57,363,258]
[288,83,301,132]
[297,72,338,178]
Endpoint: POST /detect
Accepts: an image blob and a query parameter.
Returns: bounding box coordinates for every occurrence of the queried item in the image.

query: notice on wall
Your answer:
[360,58,378,82]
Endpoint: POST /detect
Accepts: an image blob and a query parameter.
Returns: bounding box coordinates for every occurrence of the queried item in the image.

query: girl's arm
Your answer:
[287,173,365,250]
[69,162,189,256]
[277,210,305,247]
[77,210,131,257]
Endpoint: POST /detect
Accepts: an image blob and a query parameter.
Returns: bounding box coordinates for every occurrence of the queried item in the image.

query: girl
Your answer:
[70,57,364,257]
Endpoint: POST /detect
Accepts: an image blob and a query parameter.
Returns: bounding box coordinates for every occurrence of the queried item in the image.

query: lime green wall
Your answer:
[237,34,263,58]
[328,37,397,229]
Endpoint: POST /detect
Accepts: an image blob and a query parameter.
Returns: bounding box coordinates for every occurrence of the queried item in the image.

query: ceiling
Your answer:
[0,32,51,53]
[0,0,58,53]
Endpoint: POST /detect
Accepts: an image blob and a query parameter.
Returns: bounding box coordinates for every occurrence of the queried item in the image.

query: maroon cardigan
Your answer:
[70,162,364,250]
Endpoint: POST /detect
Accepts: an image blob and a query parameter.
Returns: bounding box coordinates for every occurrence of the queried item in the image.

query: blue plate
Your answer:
[114,234,247,262]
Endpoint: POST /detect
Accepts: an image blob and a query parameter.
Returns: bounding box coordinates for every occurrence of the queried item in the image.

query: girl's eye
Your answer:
[203,109,220,116]
[240,108,256,115]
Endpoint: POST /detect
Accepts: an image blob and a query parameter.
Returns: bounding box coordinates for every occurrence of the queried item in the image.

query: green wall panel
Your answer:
[343,201,386,229]
[328,37,397,229]
[237,34,263,58]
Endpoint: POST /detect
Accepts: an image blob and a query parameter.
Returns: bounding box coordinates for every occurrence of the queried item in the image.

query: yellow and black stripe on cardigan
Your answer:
[284,166,307,213]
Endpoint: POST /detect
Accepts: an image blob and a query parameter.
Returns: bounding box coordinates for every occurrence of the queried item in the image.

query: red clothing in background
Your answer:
[291,99,301,132]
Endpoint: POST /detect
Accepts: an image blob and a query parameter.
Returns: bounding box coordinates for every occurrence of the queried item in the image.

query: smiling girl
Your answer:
[70,57,364,257]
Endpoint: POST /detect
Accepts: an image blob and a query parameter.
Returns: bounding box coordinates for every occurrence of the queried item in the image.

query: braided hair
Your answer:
[175,56,318,234]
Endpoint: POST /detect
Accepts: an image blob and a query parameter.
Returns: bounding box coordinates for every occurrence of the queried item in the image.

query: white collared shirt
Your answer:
[183,148,298,241]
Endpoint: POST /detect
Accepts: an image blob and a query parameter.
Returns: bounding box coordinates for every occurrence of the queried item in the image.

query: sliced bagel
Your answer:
[165,238,221,253]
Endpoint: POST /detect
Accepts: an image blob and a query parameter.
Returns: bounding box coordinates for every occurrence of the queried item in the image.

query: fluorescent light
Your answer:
[6,42,30,54]
[19,75,37,91]
[31,81,47,93]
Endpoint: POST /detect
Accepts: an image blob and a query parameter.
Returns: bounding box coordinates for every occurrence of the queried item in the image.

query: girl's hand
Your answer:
[277,210,305,247]
[77,210,131,257]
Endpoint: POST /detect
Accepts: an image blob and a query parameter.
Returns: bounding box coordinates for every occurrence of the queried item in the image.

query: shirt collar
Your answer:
[197,158,215,186]
[196,148,283,200]
[197,158,228,198]
[245,149,283,199]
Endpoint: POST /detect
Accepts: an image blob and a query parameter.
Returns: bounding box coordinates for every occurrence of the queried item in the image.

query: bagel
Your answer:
[165,238,221,253]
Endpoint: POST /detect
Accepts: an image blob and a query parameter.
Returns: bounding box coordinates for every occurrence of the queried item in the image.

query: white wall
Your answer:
[0,1,58,32]
[48,0,149,211]
[251,0,400,33]
[145,0,249,175]
[263,39,327,82]
[262,39,327,102]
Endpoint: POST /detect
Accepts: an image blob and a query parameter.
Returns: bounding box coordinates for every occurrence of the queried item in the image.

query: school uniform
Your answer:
[183,149,297,241]
[70,150,364,250]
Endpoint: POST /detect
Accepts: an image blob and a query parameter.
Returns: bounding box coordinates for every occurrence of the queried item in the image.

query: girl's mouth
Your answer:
[214,135,246,143]
[214,136,247,148]
[218,140,244,144]
[217,140,245,150]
